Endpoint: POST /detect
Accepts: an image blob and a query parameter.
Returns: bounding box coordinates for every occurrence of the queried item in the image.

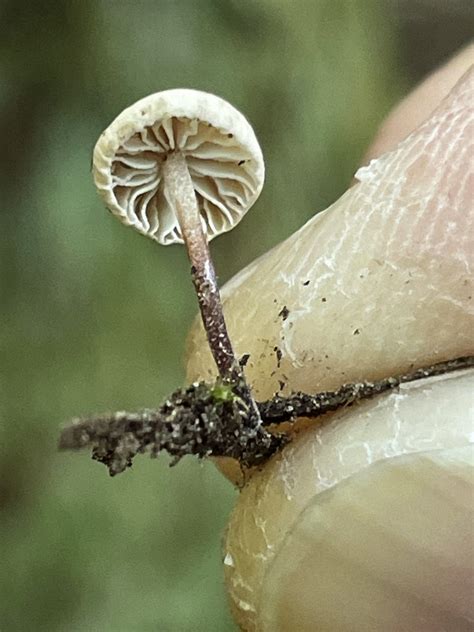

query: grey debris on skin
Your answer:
[58,356,473,476]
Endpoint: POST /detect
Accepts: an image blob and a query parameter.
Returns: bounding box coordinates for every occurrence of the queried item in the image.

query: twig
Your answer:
[58,356,473,476]
[259,355,474,423]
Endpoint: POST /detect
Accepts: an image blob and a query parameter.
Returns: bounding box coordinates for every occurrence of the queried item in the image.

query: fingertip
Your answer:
[361,43,474,165]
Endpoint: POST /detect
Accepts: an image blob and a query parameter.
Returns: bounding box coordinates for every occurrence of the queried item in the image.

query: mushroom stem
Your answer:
[161,151,240,381]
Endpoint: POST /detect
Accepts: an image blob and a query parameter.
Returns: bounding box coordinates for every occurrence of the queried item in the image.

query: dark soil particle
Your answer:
[239,354,250,367]
[273,346,283,367]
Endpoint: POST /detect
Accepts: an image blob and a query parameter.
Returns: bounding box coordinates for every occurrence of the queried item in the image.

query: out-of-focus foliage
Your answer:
[0,1,466,630]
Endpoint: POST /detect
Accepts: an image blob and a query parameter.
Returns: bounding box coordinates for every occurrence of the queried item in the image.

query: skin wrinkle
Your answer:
[375,142,416,248]
[319,206,350,272]
[453,171,473,240]
[417,120,467,251]
[384,86,470,253]
[403,169,440,252]
[451,157,472,245]
[419,99,472,250]
[387,158,432,254]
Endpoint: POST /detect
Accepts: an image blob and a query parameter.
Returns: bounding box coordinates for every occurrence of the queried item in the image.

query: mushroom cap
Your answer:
[93,89,265,245]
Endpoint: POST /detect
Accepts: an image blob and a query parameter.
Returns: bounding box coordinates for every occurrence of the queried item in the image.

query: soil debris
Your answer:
[59,356,474,476]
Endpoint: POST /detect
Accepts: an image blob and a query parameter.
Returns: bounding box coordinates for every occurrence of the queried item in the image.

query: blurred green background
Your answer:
[0,1,471,630]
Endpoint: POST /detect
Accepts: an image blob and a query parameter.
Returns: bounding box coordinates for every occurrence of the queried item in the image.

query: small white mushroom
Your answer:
[93,89,264,384]
[93,88,264,246]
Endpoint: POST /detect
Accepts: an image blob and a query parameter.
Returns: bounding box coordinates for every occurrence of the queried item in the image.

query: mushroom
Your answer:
[92,89,264,391]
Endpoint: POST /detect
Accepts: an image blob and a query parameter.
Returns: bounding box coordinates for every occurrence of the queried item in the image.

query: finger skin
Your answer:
[186,68,473,400]
[224,369,474,631]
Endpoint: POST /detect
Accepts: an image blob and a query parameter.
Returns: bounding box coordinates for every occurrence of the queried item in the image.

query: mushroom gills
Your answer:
[110,115,256,242]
